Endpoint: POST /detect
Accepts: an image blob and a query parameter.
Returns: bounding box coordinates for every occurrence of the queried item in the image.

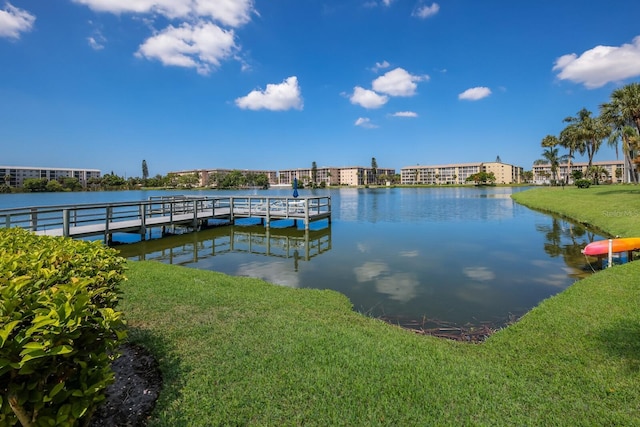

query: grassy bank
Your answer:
[120,185,640,426]
[512,185,640,237]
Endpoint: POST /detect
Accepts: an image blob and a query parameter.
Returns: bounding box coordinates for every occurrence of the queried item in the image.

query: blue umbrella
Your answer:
[293,177,299,198]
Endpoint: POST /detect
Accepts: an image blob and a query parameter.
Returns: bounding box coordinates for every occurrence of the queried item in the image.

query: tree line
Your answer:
[537,82,640,185]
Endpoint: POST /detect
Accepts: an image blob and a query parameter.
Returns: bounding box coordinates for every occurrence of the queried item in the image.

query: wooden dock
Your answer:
[0,195,331,244]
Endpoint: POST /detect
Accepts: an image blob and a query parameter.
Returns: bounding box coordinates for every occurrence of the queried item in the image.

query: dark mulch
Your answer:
[89,343,162,427]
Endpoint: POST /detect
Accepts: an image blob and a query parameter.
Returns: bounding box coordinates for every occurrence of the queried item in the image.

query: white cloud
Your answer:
[235,76,303,111]
[412,3,440,19]
[0,3,35,39]
[73,0,255,28]
[372,67,428,97]
[458,86,492,100]
[355,117,378,128]
[74,0,256,73]
[375,273,419,303]
[552,35,640,89]
[463,266,495,282]
[350,86,388,109]
[87,28,106,50]
[354,261,388,282]
[391,111,418,118]
[373,60,390,73]
[136,21,237,75]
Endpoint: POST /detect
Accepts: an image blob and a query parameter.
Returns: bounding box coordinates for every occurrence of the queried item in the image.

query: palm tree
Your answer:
[540,146,562,184]
[563,108,608,171]
[600,82,640,183]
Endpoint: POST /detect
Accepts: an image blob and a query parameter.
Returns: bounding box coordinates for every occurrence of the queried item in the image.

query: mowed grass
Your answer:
[120,185,640,426]
[512,185,640,237]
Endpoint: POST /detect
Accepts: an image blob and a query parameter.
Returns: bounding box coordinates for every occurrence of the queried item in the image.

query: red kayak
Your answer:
[582,237,640,256]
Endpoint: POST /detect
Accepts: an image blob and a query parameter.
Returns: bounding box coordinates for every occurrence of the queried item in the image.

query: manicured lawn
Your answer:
[512,185,640,237]
[120,185,640,426]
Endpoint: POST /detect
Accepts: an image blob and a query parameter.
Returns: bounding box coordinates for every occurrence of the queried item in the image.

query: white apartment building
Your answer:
[401,161,523,185]
[532,160,626,184]
[0,166,101,188]
[278,166,396,186]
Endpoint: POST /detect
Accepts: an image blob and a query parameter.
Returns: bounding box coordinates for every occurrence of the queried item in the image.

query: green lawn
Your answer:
[121,185,640,426]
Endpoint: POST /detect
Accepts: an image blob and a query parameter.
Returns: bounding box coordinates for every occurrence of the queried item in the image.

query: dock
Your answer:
[0,195,331,244]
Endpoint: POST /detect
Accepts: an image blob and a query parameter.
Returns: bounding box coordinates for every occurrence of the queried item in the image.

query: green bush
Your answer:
[575,179,591,188]
[0,228,127,427]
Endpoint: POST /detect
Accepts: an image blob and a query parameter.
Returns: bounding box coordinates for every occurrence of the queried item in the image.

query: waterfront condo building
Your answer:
[532,160,627,184]
[400,161,523,185]
[278,166,396,186]
[0,166,101,188]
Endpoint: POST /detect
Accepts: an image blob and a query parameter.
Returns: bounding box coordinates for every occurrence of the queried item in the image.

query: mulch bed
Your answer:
[89,343,162,427]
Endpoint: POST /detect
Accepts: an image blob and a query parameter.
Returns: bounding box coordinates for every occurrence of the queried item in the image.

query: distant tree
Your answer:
[219,170,245,189]
[254,173,270,189]
[522,170,534,183]
[465,171,496,185]
[101,173,127,188]
[60,177,82,191]
[311,161,318,187]
[178,173,200,188]
[23,178,48,192]
[371,157,378,184]
[45,180,64,192]
[142,160,149,182]
[571,170,583,182]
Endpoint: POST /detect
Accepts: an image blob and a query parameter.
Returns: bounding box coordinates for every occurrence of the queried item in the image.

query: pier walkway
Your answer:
[0,195,331,244]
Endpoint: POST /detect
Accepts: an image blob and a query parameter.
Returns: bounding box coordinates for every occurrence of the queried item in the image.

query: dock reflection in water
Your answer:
[117,223,332,272]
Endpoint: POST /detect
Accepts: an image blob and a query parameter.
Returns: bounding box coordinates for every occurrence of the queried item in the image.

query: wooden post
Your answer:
[304,198,310,231]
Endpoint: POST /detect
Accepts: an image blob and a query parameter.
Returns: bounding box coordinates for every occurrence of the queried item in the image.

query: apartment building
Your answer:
[0,166,101,188]
[400,161,523,185]
[278,167,340,186]
[532,160,626,184]
[278,166,396,186]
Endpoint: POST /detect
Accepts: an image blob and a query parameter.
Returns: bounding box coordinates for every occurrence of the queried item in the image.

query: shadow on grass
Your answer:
[597,320,640,373]
[590,187,640,196]
[126,326,192,427]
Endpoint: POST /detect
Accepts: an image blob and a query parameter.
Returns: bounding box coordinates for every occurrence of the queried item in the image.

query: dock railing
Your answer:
[0,195,331,241]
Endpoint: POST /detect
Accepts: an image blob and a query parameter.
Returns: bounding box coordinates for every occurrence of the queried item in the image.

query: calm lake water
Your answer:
[0,187,605,330]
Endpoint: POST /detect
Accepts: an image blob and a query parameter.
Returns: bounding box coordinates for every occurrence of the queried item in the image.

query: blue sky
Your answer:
[1,1,640,177]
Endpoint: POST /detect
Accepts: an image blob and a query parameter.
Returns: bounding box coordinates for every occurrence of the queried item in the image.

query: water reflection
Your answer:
[113,187,606,332]
[535,216,599,277]
[118,224,332,279]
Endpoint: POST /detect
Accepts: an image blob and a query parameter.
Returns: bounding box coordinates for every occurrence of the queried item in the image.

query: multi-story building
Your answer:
[532,160,626,184]
[278,166,396,186]
[336,166,396,186]
[278,167,340,186]
[401,161,523,185]
[0,166,101,188]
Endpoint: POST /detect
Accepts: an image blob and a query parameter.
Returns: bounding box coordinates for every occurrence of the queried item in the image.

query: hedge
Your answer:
[0,228,127,427]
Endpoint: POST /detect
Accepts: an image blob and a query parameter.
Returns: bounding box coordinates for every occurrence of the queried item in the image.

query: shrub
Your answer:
[575,179,591,188]
[0,228,127,427]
